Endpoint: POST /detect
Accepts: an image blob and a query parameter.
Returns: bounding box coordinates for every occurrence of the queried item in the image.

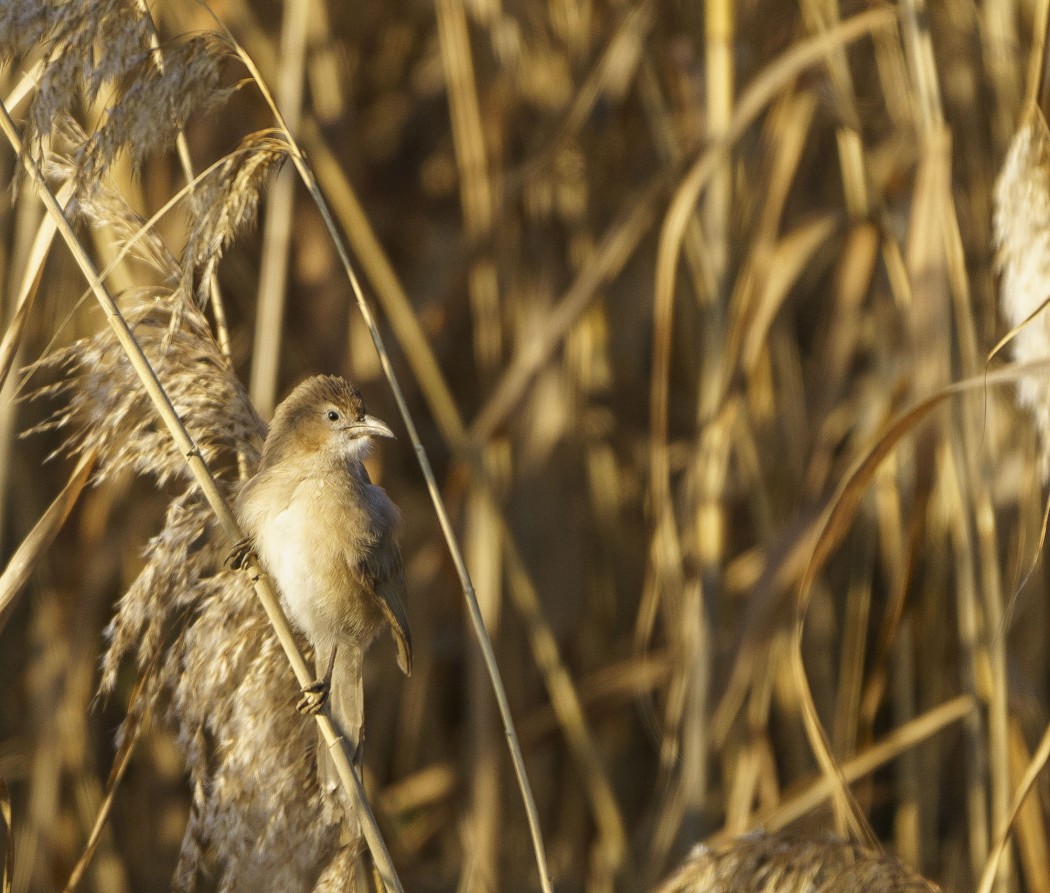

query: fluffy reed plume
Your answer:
[1,0,150,142]
[182,131,290,299]
[32,245,349,892]
[994,107,1050,477]
[652,835,937,893]
[6,3,355,889]
[75,33,234,189]
[0,0,230,184]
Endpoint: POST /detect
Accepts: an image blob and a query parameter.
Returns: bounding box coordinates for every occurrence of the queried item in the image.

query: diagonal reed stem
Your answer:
[0,98,406,893]
[205,22,554,893]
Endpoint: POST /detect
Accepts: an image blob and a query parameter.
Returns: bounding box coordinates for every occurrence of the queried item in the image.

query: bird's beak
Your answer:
[347,415,395,439]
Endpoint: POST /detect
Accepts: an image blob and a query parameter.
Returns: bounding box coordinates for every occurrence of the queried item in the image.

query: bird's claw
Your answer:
[297,678,330,715]
[226,538,256,571]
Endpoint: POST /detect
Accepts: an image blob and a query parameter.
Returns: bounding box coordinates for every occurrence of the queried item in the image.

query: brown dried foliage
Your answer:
[4,0,1050,892]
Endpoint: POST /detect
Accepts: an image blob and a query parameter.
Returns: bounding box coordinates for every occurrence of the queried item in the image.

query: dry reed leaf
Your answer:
[0,181,73,390]
[0,450,95,635]
[519,1,653,181]
[994,107,1050,478]
[0,778,10,893]
[649,7,896,510]
[2,64,42,116]
[790,360,1050,850]
[249,0,310,417]
[471,175,664,440]
[755,695,973,832]
[1005,721,1050,893]
[62,659,151,893]
[976,719,1050,893]
[741,214,839,372]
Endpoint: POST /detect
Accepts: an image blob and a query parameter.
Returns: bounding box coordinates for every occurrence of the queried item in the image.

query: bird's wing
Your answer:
[357,538,413,676]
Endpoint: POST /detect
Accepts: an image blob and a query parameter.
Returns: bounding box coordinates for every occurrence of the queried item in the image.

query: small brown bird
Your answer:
[232,375,411,801]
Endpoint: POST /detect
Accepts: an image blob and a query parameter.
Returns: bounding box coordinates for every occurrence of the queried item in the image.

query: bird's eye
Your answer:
[326,409,340,422]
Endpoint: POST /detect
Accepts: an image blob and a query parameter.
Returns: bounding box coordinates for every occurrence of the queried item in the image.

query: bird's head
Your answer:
[262,375,394,467]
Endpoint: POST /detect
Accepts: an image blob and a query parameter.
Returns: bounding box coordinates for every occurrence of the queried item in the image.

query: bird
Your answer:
[230,375,411,809]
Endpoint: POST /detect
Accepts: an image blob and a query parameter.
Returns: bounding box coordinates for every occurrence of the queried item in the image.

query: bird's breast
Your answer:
[240,470,388,651]
[249,477,370,648]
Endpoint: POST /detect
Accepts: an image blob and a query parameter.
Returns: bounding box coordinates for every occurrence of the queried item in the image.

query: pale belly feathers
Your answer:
[244,475,383,651]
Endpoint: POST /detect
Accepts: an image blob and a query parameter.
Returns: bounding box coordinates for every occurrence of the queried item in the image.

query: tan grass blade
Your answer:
[514,1,654,187]
[792,360,1050,851]
[1000,485,1050,640]
[977,721,1050,893]
[462,468,503,890]
[740,213,839,371]
[650,7,897,520]
[470,175,664,442]
[0,450,95,635]
[4,65,39,116]
[1006,722,1050,893]
[0,778,11,893]
[0,181,73,390]
[987,293,1050,366]
[62,663,151,893]
[435,0,500,376]
[434,5,505,875]
[752,694,974,834]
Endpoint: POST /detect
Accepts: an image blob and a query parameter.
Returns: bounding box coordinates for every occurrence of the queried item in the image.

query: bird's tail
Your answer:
[316,644,365,842]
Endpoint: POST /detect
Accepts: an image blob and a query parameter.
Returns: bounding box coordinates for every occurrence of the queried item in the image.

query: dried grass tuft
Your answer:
[182,132,289,298]
[653,834,938,893]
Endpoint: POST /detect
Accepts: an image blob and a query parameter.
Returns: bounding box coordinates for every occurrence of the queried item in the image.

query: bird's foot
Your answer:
[225,538,256,571]
[297,678,330,715]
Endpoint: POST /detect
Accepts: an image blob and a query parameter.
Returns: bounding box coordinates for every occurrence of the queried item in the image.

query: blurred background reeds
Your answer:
[3,0,1050,891]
